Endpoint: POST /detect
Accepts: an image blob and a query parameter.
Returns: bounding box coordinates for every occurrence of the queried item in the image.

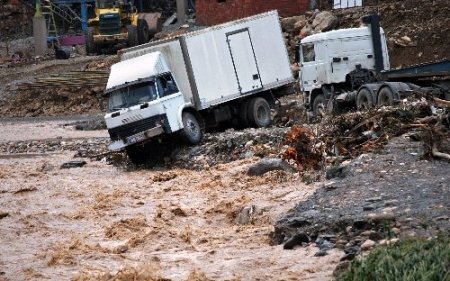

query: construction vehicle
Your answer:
[86,0,161,54]
[103,11,295,163]
[297,14,450,118]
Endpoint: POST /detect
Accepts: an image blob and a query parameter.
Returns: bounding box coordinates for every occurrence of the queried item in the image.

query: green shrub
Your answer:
[337,236,450,281]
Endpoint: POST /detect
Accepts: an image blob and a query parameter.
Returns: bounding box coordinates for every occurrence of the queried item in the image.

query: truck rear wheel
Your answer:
[377,87,395,106]
[239,100,250,127]
[127,25,138,47]
[137,19,150,45]
[356,88,374,110]
[180,111,203,144]
[247,97,271,128]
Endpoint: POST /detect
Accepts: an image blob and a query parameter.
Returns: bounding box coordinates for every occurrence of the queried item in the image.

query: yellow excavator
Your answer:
[86,0,161,54]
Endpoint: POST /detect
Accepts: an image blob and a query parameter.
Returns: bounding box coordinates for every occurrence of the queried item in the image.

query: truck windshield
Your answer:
[108,81,158,112]
[302,44,315,62]
[96,0,116,9]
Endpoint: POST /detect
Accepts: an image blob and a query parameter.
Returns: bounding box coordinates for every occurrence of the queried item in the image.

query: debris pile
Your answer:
[0,71,107,117]
[282,97,450,172]
[0,56,118,117]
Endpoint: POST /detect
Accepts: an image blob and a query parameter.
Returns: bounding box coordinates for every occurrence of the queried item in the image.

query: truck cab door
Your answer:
[328,39,348,83]
[157,73,185,133]
[226,29,263,94]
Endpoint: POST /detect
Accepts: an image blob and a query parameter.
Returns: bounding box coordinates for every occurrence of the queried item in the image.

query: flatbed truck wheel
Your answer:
[356,88,374,110]
[377,87,395,106]
[312,94,326,118]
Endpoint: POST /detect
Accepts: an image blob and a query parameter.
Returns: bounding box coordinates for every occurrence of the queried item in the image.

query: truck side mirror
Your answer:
[295,44,300,63]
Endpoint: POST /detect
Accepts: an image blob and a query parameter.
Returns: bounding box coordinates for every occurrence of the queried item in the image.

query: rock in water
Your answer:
[248,158,296,176]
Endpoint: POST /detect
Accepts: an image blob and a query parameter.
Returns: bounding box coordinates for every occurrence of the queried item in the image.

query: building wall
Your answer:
[196,0,310,26]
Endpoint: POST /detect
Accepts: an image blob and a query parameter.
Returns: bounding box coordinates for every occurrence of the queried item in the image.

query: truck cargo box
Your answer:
[120,10,294,110]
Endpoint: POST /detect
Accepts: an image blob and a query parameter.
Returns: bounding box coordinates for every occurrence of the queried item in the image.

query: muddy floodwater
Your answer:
[0,119,342,280]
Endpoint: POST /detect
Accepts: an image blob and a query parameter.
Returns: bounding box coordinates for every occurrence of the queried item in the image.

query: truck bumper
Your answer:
[93,33,128,45]
[108,125,164,151]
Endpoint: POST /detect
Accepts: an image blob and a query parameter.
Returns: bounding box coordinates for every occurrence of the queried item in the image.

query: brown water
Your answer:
[0,119,342,280]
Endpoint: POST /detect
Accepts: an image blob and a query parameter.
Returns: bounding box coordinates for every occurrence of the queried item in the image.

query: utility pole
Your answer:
[81,0,87,32]
[33,0,47,55]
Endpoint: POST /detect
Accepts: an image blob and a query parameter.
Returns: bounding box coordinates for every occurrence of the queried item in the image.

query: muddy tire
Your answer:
[126,144,148,164]
[312,94,326,118]
[137,19,150,45]
[127,25,138,47]
[247,97,271,128]
[356,88,374,110]
[180,111,203,145]
[377,87,395,106]
[86,27,97,55]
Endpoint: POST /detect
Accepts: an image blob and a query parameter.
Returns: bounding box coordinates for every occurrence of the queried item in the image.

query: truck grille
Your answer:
[108,115,166,141]
[99,13,121,35]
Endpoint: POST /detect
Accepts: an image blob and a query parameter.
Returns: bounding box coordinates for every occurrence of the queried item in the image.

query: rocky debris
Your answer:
[0,212,10,219]
[0,138,110,156]
[273,134,449,260]
[283,232,310,250]
[235,205,257,225]
[65,118,106,131]
[0,2,33,41]
[360,239,376,251]
[167,127,289,169]
[282,96,450,175]
[247,158,296,176]
[60,160,87,169]
[13,187,37,194]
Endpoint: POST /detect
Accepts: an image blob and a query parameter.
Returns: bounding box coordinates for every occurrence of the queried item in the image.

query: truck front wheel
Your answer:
[377,87,395,106]
[248,97,271,128]
[180,112,203,144]
[356,88,374,110]
[126,144,148,164]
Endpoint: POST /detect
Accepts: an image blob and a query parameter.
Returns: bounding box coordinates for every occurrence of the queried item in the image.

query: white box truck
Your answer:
[104,10,295,163]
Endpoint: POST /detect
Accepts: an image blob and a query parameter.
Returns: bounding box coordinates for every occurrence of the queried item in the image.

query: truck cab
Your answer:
[299,25,390,116]
[104,51,187,151]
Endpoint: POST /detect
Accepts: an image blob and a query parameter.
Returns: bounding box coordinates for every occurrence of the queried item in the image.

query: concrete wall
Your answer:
[196,0,310,26]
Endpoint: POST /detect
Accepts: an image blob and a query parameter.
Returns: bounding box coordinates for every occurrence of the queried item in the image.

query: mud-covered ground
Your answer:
[0,117,342,281]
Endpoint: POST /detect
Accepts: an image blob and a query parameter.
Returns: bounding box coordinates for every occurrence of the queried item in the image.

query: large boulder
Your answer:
[281,16,304,33]
[293,16,308,34]
[312,11,338,32]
